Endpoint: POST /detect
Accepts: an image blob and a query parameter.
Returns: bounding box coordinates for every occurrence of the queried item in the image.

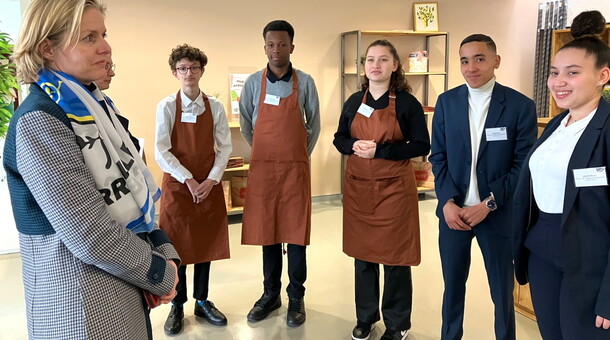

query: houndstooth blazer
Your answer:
[4,85,180,340]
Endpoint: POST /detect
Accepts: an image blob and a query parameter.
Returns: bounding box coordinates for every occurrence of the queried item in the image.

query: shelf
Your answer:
[227,207,243,216]
[225,163,249,172]
[417,186,435,193]
[343,30,448,37]
[228,121,240,128]
[405,72,446,76]
[340,29,448,195]
[342,71,447,76]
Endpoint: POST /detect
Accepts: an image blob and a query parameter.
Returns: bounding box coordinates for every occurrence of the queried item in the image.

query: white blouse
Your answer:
[529,108,597,213]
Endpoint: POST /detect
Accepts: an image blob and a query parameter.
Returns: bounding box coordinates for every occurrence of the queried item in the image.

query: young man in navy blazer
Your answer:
[429,34,537,340]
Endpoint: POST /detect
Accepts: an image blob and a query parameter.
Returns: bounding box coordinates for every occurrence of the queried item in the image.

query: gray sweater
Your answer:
[239,68,321,155]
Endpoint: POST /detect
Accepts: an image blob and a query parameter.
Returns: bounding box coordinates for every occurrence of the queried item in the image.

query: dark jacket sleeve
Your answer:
[374,92,431,160]
[333,93,360,155]
[429,93,462,206]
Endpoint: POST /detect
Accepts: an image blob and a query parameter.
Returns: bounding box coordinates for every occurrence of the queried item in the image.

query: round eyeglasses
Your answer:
[176,66,202,75]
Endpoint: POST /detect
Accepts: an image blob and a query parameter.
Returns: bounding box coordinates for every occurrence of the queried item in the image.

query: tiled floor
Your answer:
[0,196,542,339]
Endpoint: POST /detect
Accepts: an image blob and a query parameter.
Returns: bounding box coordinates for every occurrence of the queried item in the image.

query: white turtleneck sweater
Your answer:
[464,77,496,207]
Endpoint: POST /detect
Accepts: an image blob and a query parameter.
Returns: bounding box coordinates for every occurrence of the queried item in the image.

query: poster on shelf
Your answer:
[408,50,428,73]
[229,74,249,122]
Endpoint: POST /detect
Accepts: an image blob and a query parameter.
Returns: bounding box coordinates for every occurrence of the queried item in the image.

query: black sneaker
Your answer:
[247,294,281,322]
[380,329,409,340]
[352,322,376,340]
[286,297,306,327]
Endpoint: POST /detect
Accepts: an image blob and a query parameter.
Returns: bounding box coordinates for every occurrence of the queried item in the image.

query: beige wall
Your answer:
[102,0,539,196]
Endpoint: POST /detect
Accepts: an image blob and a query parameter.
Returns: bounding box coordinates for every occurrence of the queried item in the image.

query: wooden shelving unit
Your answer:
[340,30,449,194]
[546,24,610,118]
[223,123,248,215]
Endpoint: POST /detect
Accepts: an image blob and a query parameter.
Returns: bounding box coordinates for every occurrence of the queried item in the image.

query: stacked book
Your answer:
[226,156,245,169]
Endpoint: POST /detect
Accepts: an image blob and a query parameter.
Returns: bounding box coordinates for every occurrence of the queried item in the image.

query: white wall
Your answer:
[102,0,543,197]
[0,0,23,254]
[567,0,610,25]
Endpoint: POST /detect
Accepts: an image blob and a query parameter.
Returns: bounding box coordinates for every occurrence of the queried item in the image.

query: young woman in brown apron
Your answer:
[333,40,430,340]
[156,45,231,335]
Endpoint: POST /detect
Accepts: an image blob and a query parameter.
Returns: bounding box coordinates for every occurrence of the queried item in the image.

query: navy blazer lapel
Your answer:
[562,98,610,223]
[456,85,471,151]
[477,83,505,159]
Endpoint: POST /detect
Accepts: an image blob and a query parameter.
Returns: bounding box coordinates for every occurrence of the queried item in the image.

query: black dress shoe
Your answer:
[194,300,227,326]
[286,297,306,327]
[247,294,281,322]
[164,304,184,335]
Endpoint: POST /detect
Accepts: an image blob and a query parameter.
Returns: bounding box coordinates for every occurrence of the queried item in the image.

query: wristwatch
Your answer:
[484,197,497,211]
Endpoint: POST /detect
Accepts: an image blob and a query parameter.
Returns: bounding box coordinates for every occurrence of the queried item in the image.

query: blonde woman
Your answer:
[3,1,179,338]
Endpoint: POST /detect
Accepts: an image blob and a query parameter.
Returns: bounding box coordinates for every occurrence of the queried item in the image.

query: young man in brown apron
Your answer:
[155,44,232,335]
[239,20,320,327]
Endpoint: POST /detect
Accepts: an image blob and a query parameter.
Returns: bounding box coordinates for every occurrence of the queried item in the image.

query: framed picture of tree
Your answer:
[413,2,439,32]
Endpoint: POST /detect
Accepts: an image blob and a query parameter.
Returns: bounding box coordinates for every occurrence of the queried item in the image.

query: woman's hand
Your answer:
[596,315,610,329]
[352,140,376,159]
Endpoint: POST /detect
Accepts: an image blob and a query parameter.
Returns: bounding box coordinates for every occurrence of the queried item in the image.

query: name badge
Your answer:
[181,113,197,123]
[357,103,375,118]
[573,167,608,187]
[485,127,508,141]
[264,94,281,106]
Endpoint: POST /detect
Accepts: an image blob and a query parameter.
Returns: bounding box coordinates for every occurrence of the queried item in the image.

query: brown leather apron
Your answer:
[241,69,311,246]
[159,91,230,264]
[343,91,421,266]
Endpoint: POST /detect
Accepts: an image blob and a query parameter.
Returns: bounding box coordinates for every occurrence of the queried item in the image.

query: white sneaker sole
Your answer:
[351,323,376,340]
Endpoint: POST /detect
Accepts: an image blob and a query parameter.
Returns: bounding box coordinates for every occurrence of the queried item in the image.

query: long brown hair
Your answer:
[360,39,411,93]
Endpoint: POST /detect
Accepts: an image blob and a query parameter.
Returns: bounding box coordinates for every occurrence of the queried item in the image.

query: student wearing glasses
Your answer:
[155,44,232,335]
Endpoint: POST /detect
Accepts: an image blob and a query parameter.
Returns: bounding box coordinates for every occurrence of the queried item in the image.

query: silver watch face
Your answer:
[486,199,497,210]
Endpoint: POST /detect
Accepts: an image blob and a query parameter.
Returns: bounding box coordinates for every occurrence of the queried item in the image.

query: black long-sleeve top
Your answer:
[333,90,430,160]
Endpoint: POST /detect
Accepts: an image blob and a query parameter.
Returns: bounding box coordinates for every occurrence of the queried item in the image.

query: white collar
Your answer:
[180,90,203,107]
[560,107,597,134]
[467,77,496,95]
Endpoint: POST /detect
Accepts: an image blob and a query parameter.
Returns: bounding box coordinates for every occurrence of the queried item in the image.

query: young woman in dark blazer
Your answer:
[513,10,610,340]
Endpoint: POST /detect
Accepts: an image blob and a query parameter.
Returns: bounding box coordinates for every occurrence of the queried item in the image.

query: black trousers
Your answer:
[263,243,307,299]
[172,262,211,305]
[525,212,610,340]
[354,259,413,331]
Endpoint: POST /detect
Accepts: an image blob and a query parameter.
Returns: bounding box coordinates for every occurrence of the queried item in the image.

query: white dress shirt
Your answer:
[529,108,597,213]
[464,77,495,206]
[155,90,232,184]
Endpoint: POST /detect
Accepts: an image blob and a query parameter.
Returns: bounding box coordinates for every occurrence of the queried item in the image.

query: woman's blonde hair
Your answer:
[13,0,106,84]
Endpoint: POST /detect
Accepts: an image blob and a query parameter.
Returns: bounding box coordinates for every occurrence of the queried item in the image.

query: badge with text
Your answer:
[264,94,281,106]
[485,127,508,141]
[181,113,197,123]
[573,167,608,187]
[357,103,375,118]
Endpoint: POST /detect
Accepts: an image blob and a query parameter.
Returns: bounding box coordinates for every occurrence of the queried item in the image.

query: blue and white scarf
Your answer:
[37,69,160,233]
